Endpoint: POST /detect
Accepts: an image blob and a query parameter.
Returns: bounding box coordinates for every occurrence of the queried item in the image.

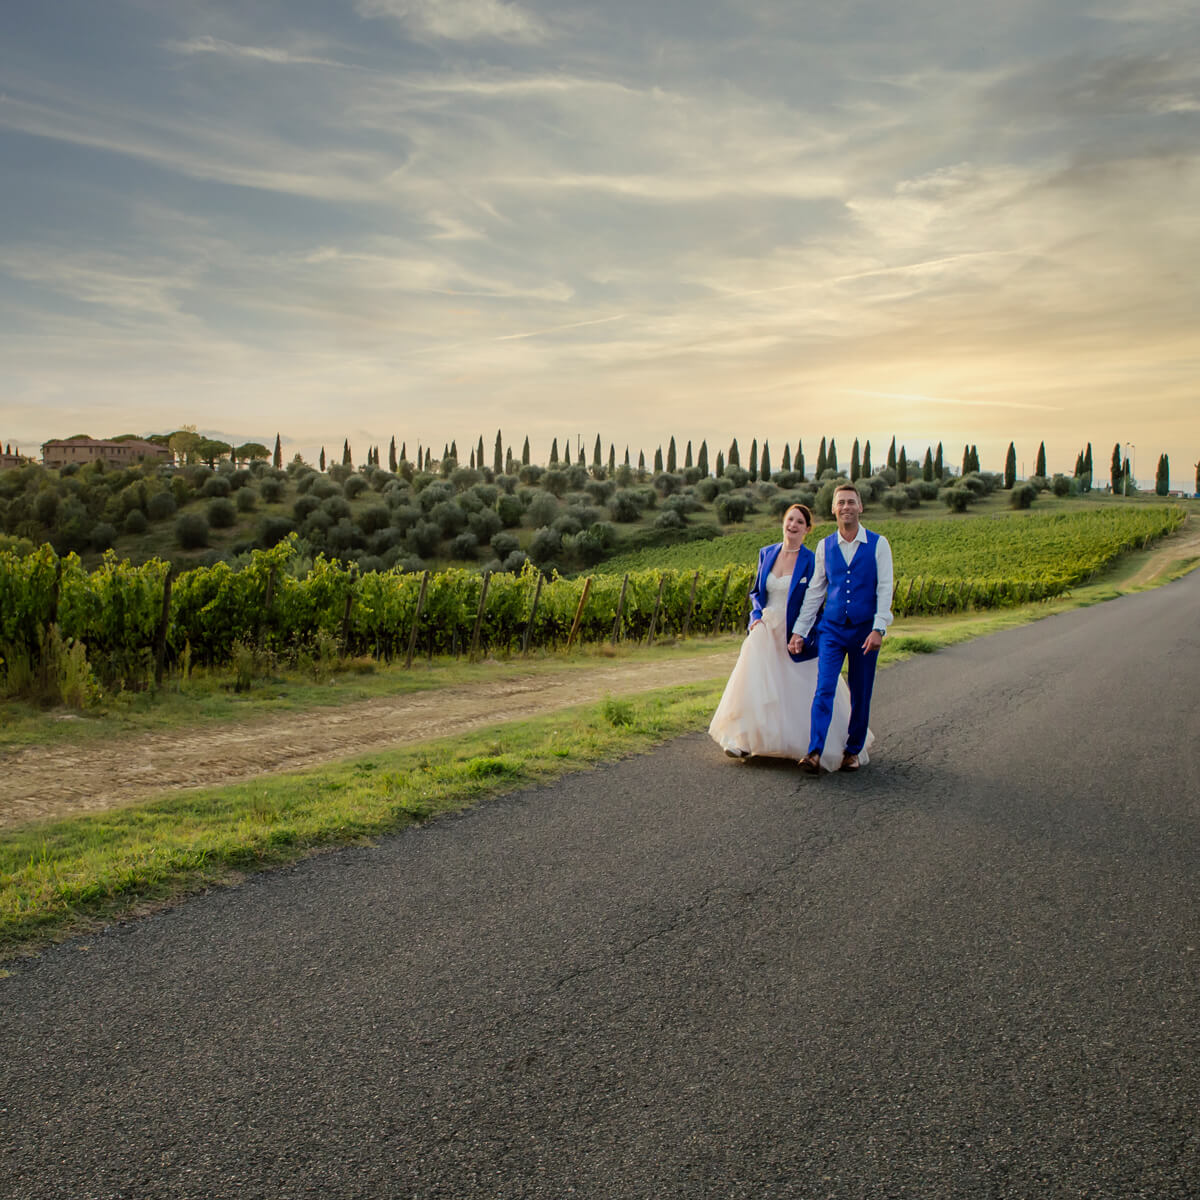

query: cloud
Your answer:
[165,35,363,70]
[355,0,548,43]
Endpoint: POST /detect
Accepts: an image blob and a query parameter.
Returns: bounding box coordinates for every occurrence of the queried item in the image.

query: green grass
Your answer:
[3,505,1196,959]
[0,683,722,956]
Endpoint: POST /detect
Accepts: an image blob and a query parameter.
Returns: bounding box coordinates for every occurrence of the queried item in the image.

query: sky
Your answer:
[1,0,1197,489]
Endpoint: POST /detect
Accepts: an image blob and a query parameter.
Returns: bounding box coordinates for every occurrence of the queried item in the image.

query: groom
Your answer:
[787,482,894,772]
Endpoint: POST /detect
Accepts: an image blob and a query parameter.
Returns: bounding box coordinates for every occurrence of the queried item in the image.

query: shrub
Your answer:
[407,519,441,558]
[502,549,530,573]
[430,499,468,537]
[123,509,149,535]
[497,493,524,527]
[724,466,750,489]
[941,486,974,512]
[257,516,295,548]
[311,476,339,500]
[147,490,177,521]
[528,526,562,565]
[322,495,352,521]
[714,494,749,523]
[526,492,559,526]
[1010,483,1037,509]
[176,512,209,549]
[541,469,569,497]
[695,477,720,502]
[90,522,118,551]
[356,504,391,535]
[468,507,503,544]
[608,491,642,522]
[258,477,284,503]
[207,497,237,528]
[235,488,257,513]
[202,475,231,498]
[1052,473,1072,497]
[343,474,369,500]
[654,509,686,531]
[491,531,521,559]
[450,531,479,559]
[170,476,191,506]
[551,514,583,537]
[882,488,910,513]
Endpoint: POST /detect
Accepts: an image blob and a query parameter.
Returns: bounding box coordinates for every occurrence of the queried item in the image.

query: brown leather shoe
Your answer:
[839,752,860,772]
[798,751,822,774]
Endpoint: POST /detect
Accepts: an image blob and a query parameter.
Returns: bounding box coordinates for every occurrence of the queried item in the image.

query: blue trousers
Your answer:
[808,619,878,757]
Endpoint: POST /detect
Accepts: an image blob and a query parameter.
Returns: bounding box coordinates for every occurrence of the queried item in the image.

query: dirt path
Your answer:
[0,652,738,830]
[4,515,1196,832]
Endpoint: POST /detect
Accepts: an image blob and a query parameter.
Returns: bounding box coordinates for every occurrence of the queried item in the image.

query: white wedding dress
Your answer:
[708,572,871,769]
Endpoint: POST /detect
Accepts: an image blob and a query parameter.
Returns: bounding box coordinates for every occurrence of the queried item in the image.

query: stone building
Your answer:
[40,437,173,470]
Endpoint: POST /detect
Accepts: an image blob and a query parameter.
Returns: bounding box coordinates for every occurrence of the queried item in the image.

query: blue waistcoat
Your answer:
[820,529,880,628]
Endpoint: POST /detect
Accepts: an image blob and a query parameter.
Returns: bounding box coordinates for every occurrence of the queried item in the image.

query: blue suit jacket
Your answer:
[748,542,819,662]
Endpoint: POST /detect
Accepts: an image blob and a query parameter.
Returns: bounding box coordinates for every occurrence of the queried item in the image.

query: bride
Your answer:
[709,503,870,770]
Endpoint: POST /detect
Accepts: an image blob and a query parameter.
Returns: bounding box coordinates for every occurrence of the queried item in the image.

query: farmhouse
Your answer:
[40,436,173,470]
[0,443,30,471]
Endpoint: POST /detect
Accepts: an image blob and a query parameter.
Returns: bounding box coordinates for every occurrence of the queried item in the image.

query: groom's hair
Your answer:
[832,482,861,498]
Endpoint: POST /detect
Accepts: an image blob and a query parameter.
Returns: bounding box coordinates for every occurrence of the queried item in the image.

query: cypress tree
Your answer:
[698,440,709,475]
[728,438,740,468]
[400,442,406,463]
[449,440,458,465]
[608,444,616,475]
[797,442,806,481]
[416,443,422,470]
[887,437,897,471]
[816,437,827,476]
[685,440,693,469]
[343,439,352,466]
[273,433,283,469]
[638,450,646,473]
[715,450,725,477]
[522,436,530,466]
[923,447,934,482]
[1110,443,1122,492]
[897,446,908,483]
[934,442,943,478]
[961,444,971,476]
[667,436,677,473]
[476,436,484,470]
[654,446,664,473]
[761,441,771,481]
[319,447,326,471]
[850,439,861,482]
[624,446,630,466]
[424,448,432,471]
[781,444,791,472]
[550,438,559,465]
[1156,453,1169,495]
[862,440,872,478]
[827,438,837,476]
[1035,441,1046,477]
[389,436,397,473]
[1083,442,1093,492]
[494,431,504,475]
[506,447,514,474]
[593,434,603,470]
[748,438,758,481]
[1005,442,1017,489]
[971,445,980,473]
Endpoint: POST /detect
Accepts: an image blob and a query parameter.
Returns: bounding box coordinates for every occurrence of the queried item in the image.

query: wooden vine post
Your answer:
[566,577,592,651]
[522,573,545,656]
[404,571,430,669]
[469,572,491,661]
[646,574,667,645]
[681,569,700,638]
[610,574,629,645]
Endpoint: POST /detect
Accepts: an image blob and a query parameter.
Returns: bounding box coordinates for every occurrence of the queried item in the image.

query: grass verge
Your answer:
[0,682,721,959]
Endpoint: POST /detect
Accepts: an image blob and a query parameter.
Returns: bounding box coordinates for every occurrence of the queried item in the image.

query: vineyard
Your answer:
[0,506,1186,696]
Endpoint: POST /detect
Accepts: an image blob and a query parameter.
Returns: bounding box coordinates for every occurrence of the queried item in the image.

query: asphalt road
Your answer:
[3,571,1198,1199]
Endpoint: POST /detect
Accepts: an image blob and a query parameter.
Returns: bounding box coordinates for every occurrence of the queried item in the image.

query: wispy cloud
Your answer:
[355,0,548,43]
[165,35,363,70]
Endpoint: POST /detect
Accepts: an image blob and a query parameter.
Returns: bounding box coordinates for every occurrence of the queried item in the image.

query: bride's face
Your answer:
[782,509,809,542]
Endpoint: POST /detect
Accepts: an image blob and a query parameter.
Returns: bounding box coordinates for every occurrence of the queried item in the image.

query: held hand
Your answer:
[862,630,883,655]
[749,618,763,631]
[787,634,804,655]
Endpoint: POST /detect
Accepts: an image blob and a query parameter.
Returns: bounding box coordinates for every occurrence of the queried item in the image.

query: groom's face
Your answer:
[834,489,862,523]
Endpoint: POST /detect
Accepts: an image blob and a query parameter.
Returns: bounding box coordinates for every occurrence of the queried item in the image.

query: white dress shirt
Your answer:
[791,525,894,638]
